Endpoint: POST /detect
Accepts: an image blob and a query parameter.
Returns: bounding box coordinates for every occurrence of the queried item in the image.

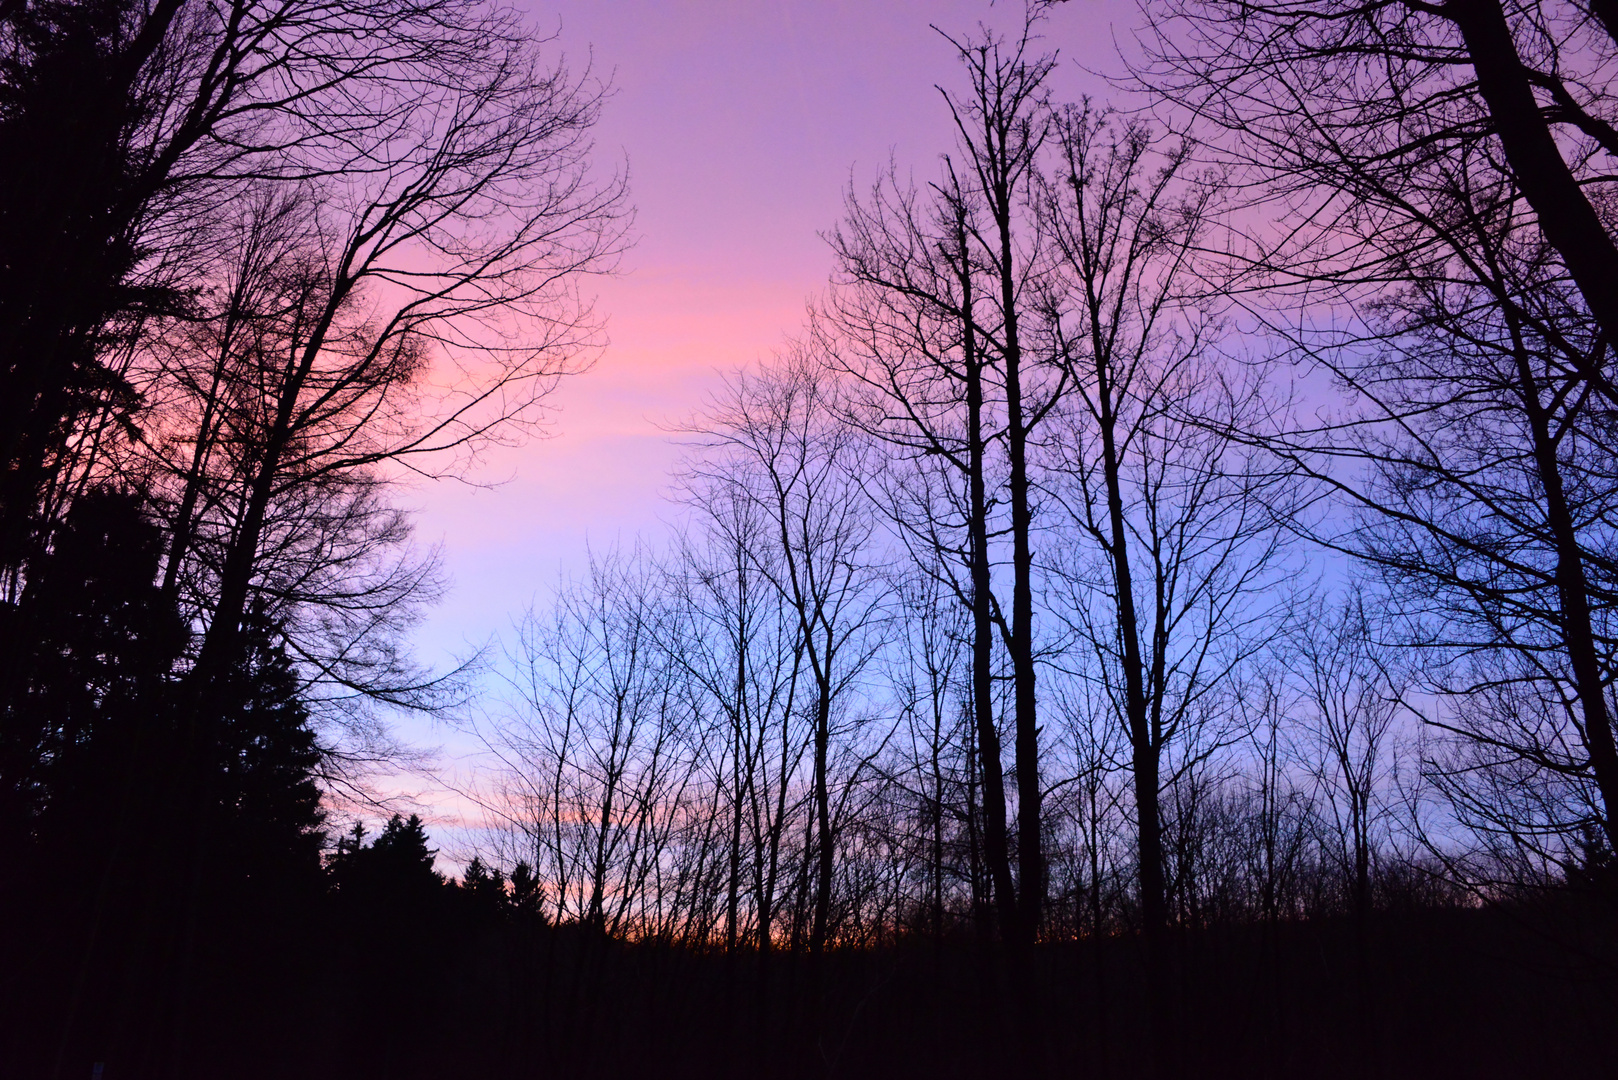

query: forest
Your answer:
[1,0,1616,1077]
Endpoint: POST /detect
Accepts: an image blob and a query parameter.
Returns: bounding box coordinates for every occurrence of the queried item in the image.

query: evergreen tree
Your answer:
[458,855,510,919]
[329,813,448,916]
[0,489,186,858]
[0,488,331,1077]
[0,0,170,580]
[209,609,327,878]
[326,812,452,1079]
[509,861,542,920]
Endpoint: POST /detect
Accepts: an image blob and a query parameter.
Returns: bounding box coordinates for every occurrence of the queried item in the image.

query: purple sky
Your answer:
[408,1,1132,681]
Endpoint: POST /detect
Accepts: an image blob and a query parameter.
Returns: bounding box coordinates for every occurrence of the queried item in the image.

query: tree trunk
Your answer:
[961,248,1019,943]
[1447,0,1618,396]
[1096,354,1171,1077]
[1506,334,1618,853]
[811,681,834,958]
[994,182,1044,948]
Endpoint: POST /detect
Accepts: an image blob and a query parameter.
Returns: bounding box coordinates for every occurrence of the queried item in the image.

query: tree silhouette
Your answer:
[0,0,165,586]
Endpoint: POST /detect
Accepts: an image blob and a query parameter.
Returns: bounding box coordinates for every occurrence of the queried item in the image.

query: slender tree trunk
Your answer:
[1088,781,1111,1080]
[1132,745,1169,1074]
[1260,725,1283,1080]
[932,691,947,946]
[810,680,834,957]
[808,671,834,1072]
[993,186,1044,948]
[1504,331,1618,853]
[726,719,744,956]
[756,689,795,1063]
[964,281,1019,946]
[1095,356,1171,1077]
[1352,795,1374,1079]
[586,731,619,928]
[965,707,987,938]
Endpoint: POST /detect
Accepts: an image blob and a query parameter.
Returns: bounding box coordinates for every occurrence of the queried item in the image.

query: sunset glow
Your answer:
[409,0,1118,668]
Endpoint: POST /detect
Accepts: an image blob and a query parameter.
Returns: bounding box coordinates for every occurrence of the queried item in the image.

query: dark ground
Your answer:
[10,879,1615,1080]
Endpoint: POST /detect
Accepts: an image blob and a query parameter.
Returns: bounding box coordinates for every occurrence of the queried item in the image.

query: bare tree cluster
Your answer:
[1134,0,1618,882]
[458,8,1618,1073]
[0,0,627,780]
[467,343,1426,974]
[13,0,1618,1074]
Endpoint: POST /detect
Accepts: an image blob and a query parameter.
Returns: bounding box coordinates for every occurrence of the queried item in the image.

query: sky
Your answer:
[394,0,1140,817]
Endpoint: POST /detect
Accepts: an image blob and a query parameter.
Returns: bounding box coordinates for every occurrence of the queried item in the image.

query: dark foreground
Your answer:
[5,874,1614,1080]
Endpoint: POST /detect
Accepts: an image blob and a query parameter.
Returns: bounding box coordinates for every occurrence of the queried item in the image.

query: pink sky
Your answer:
[408,0,1132,675]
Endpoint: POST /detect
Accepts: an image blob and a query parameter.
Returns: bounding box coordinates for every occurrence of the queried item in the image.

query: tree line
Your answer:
[463,3,1618,1075]
[2,0,1616,1077]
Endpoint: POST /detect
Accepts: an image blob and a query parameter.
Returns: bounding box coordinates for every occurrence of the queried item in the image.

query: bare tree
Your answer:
[1289,589,1407,1071]
[1036,103,1293,1074]
[668,481,810,961]
[824,152,1024,960]
[0,0,620,586]
[488,548,696,934]
[825,13,1069,973]
[175,38,624,697]
[683,342,888,1046]
[1139,0,1618,359]
[1292,592,1405,934]
[1138,0,1618,863]
[886,560,975,945]
[1046,669,1128,1076]
[935,20,1064,947]
[135,188,447,762]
